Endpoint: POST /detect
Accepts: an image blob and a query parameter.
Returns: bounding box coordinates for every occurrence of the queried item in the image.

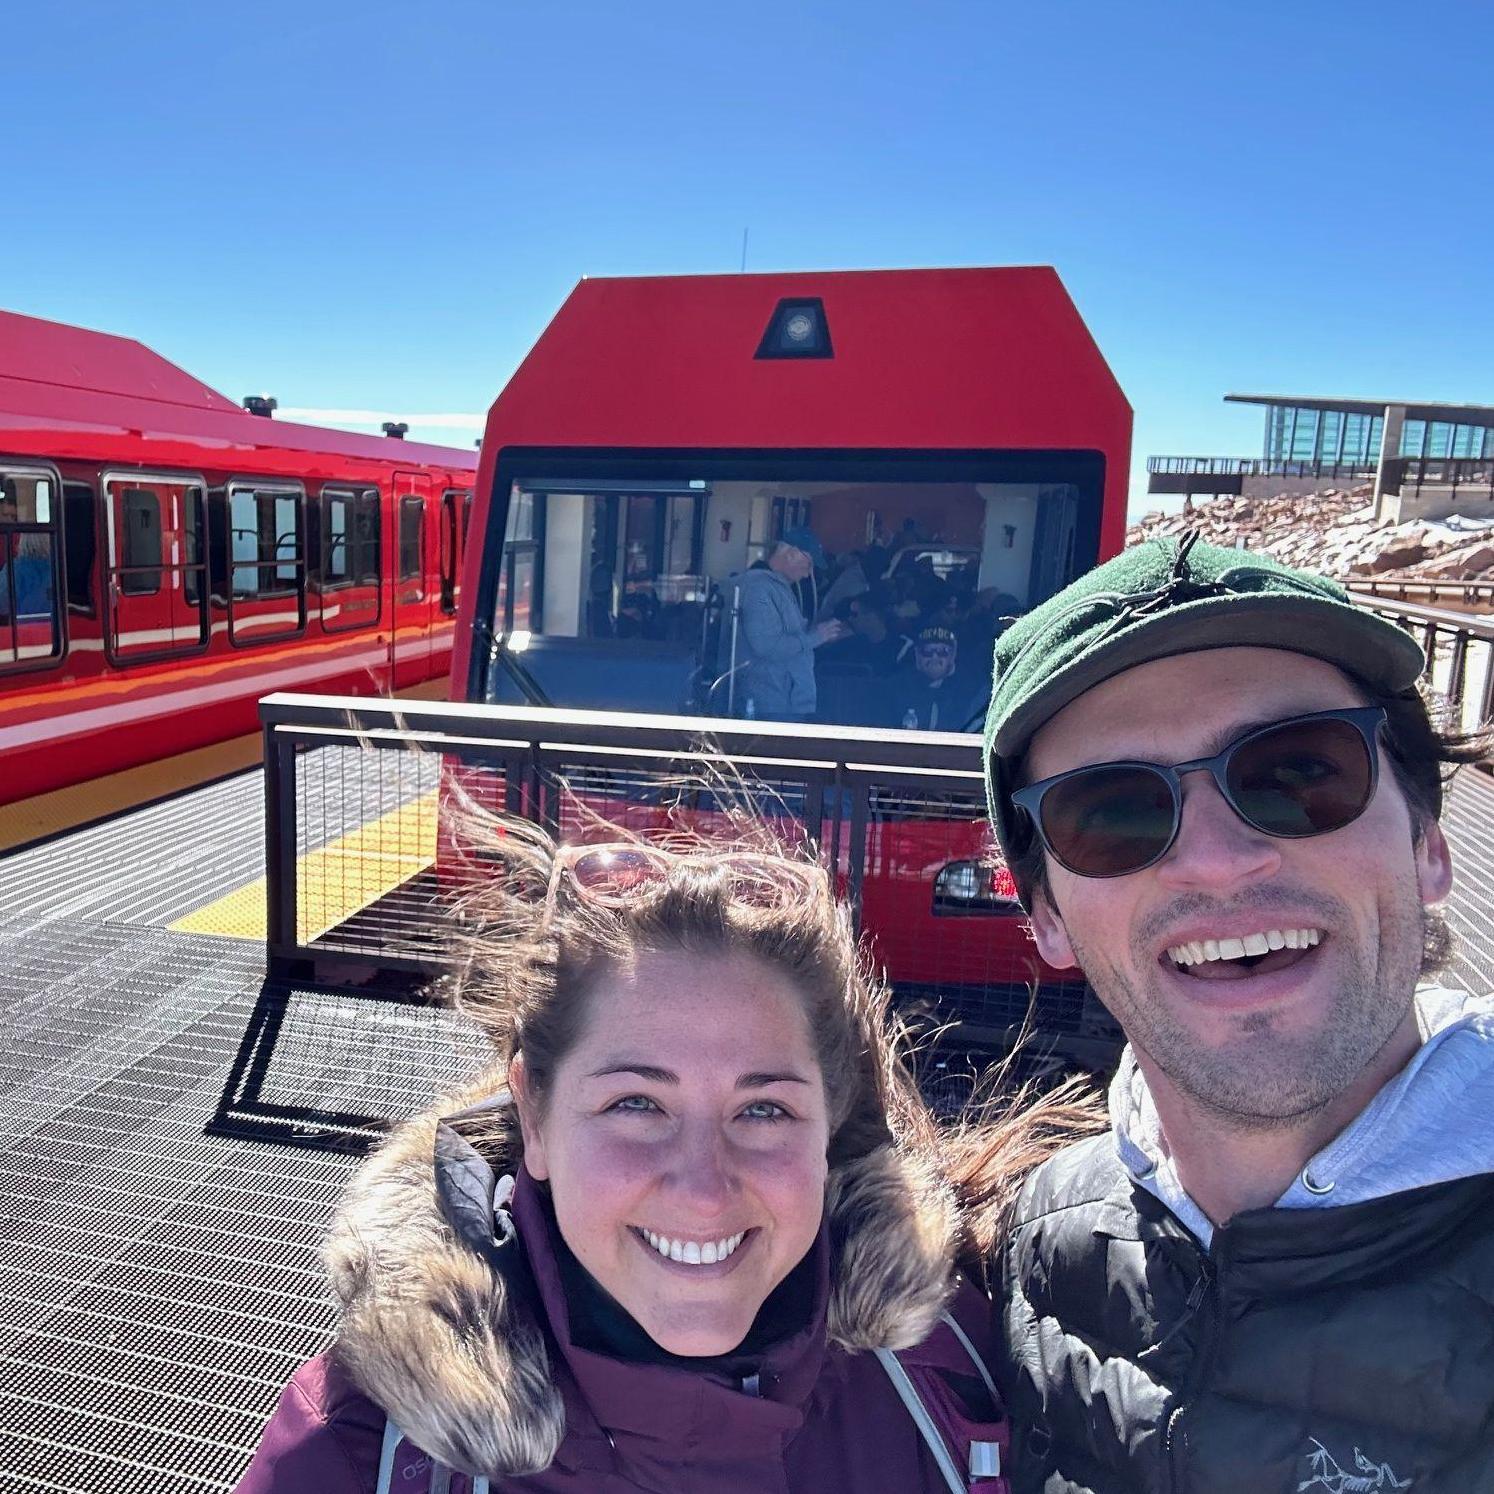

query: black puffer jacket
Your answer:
[997,1134,1494,1494]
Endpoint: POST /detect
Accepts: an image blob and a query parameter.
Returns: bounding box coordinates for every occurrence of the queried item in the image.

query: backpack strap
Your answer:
[374,1418,490,1494]
[874,1312,1006,1492]
[375,1417,400,1494]
[940,1310,1000,1404]
[873,1349,966,1494]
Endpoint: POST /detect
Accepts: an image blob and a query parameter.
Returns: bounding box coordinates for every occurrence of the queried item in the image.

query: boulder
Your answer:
[1365,536,1427,572]
[1416,542,1494,580]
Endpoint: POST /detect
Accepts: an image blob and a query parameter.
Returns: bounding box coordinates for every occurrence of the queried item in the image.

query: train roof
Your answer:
[0,307,474,469]
[484,266,1131,454]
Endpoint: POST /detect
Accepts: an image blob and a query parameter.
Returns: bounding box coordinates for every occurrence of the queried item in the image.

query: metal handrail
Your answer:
[1349,591,1494,728]
[1347,578,1494,607]
[1146,457,1378,478]
[1349,592,1494,641]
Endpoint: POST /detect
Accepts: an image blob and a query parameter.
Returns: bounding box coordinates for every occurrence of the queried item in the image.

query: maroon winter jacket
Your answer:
[233,1085,1008,1494]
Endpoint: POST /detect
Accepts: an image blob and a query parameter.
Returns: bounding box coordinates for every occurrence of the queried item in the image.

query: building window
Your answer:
[1400,420,1427,459]
[0,467,63,672]
[1289,407,1319,463]
[1266,405,1291,462]
[1318,410,1343,465]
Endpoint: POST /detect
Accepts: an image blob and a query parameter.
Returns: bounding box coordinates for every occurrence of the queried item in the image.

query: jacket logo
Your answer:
[1298,1438,1411,1492]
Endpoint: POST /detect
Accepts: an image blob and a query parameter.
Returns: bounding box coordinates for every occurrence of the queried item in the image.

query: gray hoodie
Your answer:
[725,565,816,718]
[1112,984,1494,1246]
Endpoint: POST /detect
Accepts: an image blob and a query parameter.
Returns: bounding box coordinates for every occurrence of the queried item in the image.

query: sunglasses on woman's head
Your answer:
[1009,706,1387,879]
[546,841,823,911]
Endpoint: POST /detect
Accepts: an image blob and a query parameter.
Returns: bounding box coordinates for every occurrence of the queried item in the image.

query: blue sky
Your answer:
[4,0,1490,513]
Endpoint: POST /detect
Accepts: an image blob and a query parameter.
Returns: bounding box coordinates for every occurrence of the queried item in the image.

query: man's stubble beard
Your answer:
[1069,881,1428,1133]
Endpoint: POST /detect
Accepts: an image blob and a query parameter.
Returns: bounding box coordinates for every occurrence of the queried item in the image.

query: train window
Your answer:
[118,489,163,595]
[62,482,97,615]
[398,496,425,599]
[491,484,542,635]
[0,467,64,673]
[102,473,209,663]
[319,486,381,634]
[439,489,466,614]
[226,482,306,644]
[480,464,1099,730]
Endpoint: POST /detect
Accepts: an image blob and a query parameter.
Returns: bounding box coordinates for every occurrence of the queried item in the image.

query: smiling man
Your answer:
[983,533,1494,1493]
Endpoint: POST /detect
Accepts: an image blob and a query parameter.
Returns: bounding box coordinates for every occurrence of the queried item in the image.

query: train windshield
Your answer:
[477,452,1103,733]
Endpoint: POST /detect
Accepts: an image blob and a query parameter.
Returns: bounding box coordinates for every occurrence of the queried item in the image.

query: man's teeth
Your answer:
[1167,928,1321,966]
[641,1229,747,1265]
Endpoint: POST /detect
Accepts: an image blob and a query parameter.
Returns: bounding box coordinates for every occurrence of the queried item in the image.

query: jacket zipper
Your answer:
[1163,1235,1228,1494]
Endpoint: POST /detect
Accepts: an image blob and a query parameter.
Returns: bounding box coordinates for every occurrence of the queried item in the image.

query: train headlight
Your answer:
[755,297,834,359]
[932,860,1022,915]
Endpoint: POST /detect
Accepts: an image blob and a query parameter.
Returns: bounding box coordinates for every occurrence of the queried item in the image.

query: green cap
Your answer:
[983,533,1427,883]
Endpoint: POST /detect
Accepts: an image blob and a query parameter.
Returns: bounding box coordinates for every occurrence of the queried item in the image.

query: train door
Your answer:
[103,473,208,661]
[390,471,435,686]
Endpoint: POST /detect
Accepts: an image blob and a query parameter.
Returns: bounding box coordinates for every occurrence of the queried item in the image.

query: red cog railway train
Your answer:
[0,309,476,814]
[451,267,1133,1028]
[2,267,1131,1040]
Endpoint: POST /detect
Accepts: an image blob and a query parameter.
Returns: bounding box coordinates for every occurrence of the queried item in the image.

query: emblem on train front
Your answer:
[1297,1438,1412,1492]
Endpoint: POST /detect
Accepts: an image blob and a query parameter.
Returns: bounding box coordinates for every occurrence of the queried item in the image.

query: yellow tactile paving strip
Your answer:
[171,789,438,942]
[0,731,265,854]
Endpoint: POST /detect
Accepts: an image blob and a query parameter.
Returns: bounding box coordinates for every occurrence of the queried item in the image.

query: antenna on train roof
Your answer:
[740,227,749,273]
[381,422,409,439]
[242,395,277,417]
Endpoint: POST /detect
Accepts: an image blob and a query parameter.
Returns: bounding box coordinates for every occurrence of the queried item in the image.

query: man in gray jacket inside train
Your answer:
[982,533,1494,1492]
[723,526,845,720]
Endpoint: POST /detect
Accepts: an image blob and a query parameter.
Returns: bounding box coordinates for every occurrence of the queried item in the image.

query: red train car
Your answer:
[451,268,1132,1035]
[0,309,477,811]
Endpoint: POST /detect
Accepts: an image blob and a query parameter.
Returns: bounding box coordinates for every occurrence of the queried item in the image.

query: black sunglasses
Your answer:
[1010,706,1387,879]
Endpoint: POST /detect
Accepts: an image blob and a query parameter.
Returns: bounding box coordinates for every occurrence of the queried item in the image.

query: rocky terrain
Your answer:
[1128,485,1494,581]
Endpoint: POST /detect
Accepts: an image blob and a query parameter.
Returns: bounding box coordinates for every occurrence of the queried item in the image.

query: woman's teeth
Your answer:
[641,1229,747,1265]
[1167,928,1321,967]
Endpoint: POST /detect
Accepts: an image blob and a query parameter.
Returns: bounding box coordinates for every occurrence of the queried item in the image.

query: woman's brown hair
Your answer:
[442,779,1102,1255]
[445,789,929,1171]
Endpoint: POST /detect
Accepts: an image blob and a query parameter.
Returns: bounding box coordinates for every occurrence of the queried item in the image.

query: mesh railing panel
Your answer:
[265,706,1104,1053]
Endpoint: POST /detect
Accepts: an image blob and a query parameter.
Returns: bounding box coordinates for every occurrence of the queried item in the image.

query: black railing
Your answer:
[1387,456,1494,502]
[240,695,1121,1129]
[1147,456,1380,479]
[1347,578,1494,608]
[1349,593,1494,728]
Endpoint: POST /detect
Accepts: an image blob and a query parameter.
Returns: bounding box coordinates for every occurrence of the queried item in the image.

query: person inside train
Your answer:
[813,547,872,624]
[0,484,53,624]
[721,525,846,720]
[956,587,1021,672]
[883,627,988,733]
[822,591,916,678]
[232,809,1095,1493]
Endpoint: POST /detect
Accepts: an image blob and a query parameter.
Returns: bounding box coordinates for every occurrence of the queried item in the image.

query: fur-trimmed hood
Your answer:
[324,1070,959,1480]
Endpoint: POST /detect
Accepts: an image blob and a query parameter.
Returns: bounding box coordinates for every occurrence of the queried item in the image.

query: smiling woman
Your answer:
[232,803,1096,1494]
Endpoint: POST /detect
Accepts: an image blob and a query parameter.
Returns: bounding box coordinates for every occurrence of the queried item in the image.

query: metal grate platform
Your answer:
[3,761,1494,1491]
[0,774,491,1492]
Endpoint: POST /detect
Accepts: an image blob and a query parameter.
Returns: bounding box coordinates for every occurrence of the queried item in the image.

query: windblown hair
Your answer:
[443,784,928,1172]
[440,775,1102,1255]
